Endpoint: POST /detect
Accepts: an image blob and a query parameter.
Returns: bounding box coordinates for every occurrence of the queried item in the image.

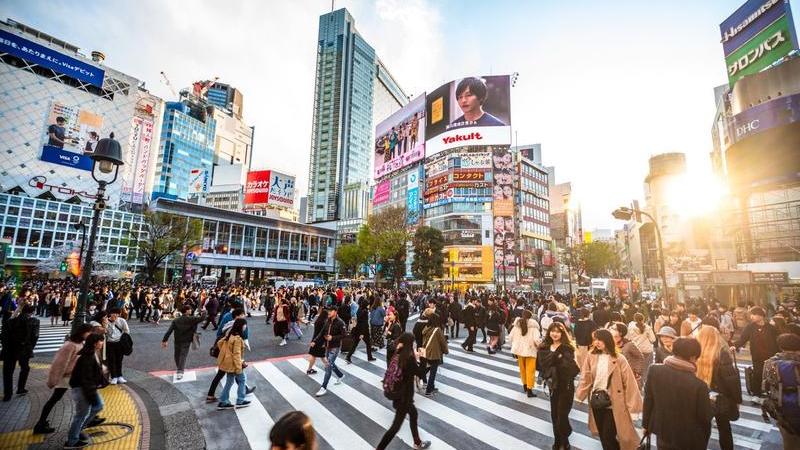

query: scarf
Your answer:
[664,355,697,373]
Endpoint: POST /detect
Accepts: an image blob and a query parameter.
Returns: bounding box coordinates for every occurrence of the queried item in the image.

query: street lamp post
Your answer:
[450,260,455,292]
[72,135,124,334]
[566,237,574,296]
[74,219,87,271]
[612,206,669,305]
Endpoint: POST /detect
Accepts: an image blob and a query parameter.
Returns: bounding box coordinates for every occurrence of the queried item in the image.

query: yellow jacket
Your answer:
[217,335,244,374]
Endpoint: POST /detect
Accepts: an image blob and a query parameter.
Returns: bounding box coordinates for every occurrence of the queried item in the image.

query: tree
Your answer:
[335,243,362,278]
[134,211,202,282]
[345,206,410,287]
[411,226,445,288]
[581,241,621,278]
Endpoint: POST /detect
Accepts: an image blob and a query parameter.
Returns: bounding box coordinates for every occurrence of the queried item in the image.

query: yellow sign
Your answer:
[584,231,592,243]
[431,97,444,124]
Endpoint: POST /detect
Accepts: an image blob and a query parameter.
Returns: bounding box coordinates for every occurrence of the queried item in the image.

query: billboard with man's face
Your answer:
[40,102,104,171]
[374,95,426,179]
[425,75,511,156]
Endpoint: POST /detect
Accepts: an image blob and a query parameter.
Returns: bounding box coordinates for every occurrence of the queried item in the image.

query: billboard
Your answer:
[373,179,391,207]
[457,152,492,169]
[40,102,104,171]
[492,147,515,269]
[0,29,105,87]
[268,171,296,208]
[720,0,791,56]
[425,75,511,156]
[188,168,209,194]
[728,92,800,144]
[121,117,155,204]
[406,166,422,225]
[244,170,270,204]
[374,95,426,179]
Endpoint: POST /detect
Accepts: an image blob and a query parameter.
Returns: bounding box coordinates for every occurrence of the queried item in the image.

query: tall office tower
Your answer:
[306,8,407,224]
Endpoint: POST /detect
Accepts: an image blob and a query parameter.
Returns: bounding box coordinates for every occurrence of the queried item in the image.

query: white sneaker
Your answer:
[117,377,127,384]
[315,388,327,397]
[335,374,344,385]
[279,339,287,346]
[109,377,118,385]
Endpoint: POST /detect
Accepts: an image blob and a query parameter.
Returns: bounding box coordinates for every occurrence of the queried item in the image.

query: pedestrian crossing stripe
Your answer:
[164,340,777,450]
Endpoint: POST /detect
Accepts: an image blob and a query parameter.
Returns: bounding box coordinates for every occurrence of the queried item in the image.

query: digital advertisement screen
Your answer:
[374,95,426,179]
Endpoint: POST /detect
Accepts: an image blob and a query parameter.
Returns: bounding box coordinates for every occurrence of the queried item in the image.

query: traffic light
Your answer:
[60,261,68,272]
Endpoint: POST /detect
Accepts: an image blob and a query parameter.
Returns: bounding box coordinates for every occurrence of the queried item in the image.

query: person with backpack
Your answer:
[383,309,403,364]
[105,308,129,385]
[538,321,580,450]
[731,306,779,397]
[377,332,431,450]
[1,304,39,401]
[161,305,205,379]
[696,325,742,450]
[762,332,800,449]
[314,306,346,397]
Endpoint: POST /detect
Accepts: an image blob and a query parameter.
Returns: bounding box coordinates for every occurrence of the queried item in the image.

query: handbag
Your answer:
[589,366,613,409]
[637,432,651,450]
[418,328,438,360]
[115,323,133,356]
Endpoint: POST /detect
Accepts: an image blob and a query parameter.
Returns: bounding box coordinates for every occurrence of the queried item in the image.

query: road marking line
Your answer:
[235,389,274,450]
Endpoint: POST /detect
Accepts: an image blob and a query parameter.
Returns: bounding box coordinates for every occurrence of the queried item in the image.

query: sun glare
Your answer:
[664,172,728,218]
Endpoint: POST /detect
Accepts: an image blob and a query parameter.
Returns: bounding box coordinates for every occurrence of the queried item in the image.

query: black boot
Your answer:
[33,422,55,434]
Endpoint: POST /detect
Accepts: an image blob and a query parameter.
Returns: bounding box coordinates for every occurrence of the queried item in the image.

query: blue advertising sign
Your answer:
[720,0,793,57]
[0,29,105,87]
[40,145,94,171]
[406,166,422,225]
[728,92,800,145]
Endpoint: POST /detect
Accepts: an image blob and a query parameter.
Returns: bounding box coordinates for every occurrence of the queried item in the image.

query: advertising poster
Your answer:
[374,95,426,179]
[121,117,143,203]
[425,75,511,156]
[188,168,209,195]
[373,179,391,206]
[492,147,515,269]
[243,170,270,204]
[424,155,448,178]
[458,152,492,169]
[406,167,422,225]
[40,102,104,171]
[720,0,794,57]
[267,171,296,208]
[725,14,797,85]
[132,119,154,204]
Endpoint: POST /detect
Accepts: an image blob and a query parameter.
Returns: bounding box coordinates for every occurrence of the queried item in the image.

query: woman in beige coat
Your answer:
[576,328,642,450]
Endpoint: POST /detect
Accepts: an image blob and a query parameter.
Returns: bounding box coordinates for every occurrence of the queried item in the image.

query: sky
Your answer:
[1,0,784,229]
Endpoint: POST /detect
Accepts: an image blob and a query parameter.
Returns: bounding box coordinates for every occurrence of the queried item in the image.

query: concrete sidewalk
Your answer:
[0,360,149,450]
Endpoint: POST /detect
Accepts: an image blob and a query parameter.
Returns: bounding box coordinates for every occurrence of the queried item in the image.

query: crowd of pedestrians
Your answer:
[2,277,800,449]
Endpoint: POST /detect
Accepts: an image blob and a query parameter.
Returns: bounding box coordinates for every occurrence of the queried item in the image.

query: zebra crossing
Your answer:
[161,336,780,450]
[32,324,68,353]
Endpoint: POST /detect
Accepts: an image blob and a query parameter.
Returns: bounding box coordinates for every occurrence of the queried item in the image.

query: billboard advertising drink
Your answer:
[40,102,104,171]
[425,75,511,156]
[244,170,270,204]
[374,95,426,179]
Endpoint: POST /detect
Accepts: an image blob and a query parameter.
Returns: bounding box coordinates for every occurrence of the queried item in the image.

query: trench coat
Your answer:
[575,352,643,450]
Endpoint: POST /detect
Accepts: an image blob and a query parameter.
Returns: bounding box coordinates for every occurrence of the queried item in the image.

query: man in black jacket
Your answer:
[732,306,779,396]
[2,304,39,401]
[448,298,462,338]
[643,337,713,450]
[315,306,346,397]
[162,305,205,378]
[461,298,478,352]
[345,300,375,363]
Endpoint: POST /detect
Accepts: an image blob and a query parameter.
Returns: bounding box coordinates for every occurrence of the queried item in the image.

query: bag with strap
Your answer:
[418,328,438,360]
[590,368,613,409]
[762,359,800,435]
[115,323,133,356]
[383,354,405,401]
[209,334,224,358]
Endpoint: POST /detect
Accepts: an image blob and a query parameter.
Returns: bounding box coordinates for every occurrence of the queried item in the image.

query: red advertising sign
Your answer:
[426,174,448,189]
[244,170,271,204]
[452,170,486,182]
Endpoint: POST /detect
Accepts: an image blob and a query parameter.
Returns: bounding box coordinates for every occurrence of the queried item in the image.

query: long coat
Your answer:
[576,352,643,450]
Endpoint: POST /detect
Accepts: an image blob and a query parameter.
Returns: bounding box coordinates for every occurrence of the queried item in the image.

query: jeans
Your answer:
[423,360,440,394]
[106,341,124,378]
[321,347,343,389]
[67,389,103,445]
[2,353,30,398]
[376,399,421,450]
[174,342,191,372]
[220,371,247,405]
[289,321,303,338]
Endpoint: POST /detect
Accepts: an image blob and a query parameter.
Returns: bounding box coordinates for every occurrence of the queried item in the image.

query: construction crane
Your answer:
[159,71,177,97]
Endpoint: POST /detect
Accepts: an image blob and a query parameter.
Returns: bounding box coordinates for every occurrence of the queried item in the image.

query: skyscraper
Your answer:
[306,8,407,224]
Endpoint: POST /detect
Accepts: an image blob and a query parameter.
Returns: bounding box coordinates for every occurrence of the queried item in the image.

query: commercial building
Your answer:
[306,8,407,224]
[515,148,553,288]
[549,180,582,292]
[0,18,157,208]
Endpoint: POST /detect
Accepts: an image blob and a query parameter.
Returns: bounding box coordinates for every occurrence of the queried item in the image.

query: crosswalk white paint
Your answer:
[254,362,373,450]
[173,370,197,384]
[286,358,456,450]
[166,333,778,450]
[33,325,68,353]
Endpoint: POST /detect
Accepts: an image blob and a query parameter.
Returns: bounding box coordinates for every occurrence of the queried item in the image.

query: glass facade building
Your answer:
[152,101,216,201]
[307,8,406,223]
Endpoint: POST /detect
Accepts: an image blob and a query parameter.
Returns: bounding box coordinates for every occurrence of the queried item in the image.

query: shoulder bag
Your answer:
[589,362,613,409]
[115,322,133,356]
[418,328,438,360]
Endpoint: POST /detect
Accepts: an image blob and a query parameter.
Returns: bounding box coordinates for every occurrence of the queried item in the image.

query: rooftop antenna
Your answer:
[331,0,334,12]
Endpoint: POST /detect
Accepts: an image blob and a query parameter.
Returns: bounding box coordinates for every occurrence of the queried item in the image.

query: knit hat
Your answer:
[656,326,678,338]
